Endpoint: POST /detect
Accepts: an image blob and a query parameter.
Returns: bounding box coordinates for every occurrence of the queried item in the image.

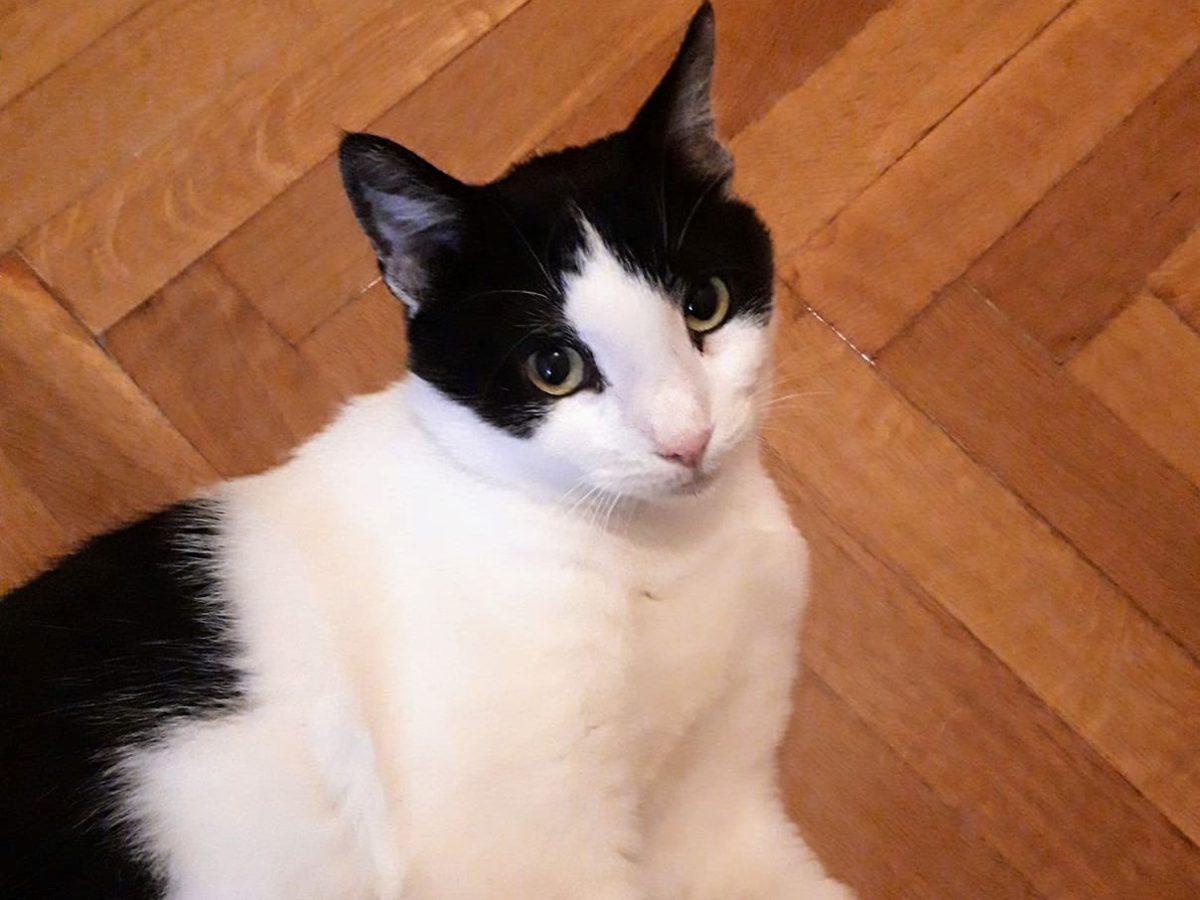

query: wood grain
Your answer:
[105,261,343,478]
[788,0,1200,355]
[210,0,947,345]
[878,283,1200,659]
[544,0,891,155]
[0,0,346,250]
[770,303,1200,846]
[965,51,1200,360]
[1150,226,1200,333]
[730,0,1072,306]
[1069,296,1200,490]
[779,474,1200,896]
[0,253,213,541]
[212,0,700,343]
[783,671,1038,900]
[4,1,1200,888]
[0,449,71,592]
[714,0,892,139]
[0,0,147,109]
[21,0,527,334]
[298,282,408,400]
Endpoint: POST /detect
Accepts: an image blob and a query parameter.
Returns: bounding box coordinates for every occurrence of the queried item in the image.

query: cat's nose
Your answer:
[656,426,713,470]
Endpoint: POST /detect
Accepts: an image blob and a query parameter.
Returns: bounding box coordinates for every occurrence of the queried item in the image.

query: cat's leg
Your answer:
[643,530,853,900]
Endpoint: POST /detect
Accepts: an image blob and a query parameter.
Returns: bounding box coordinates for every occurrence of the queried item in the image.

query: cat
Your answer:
[0,5,853,898]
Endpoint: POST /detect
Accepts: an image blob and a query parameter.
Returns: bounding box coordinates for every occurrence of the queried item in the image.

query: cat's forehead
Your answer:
[490,135,649,213]
[468,140,749,293]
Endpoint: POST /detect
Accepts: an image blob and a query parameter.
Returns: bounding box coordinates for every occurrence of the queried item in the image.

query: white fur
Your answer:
[117,234,851,898]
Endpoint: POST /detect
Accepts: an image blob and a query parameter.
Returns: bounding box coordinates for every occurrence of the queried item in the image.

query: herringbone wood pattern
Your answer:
[3,1,1199,895]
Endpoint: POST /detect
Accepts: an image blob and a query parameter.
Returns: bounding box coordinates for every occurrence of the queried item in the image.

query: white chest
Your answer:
[624,527,772,785]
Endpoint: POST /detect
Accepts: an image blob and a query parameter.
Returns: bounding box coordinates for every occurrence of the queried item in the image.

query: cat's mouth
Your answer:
[670,467,717,497]
[677,477,714,497]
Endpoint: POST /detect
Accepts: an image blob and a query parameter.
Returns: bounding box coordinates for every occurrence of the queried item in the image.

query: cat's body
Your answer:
[1,7,851,898]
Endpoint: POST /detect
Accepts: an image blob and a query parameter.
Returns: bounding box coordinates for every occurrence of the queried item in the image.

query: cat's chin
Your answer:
[604,467,722,504]
[669,468,718,498]
[605,439,755,503]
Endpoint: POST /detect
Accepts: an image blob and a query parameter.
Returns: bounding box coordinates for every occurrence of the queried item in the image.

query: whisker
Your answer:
[558,477,591,510]
[601,490,622,532]
[587,487,611,532]
[756,390,834,411]
[495,202,557,293]
[568,483,604,520]
[673,174,724,256]
[460,288,552,305]
[656,147,671,257]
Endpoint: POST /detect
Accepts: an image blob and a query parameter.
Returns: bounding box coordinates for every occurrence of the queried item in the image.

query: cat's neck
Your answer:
[401,375,757,529]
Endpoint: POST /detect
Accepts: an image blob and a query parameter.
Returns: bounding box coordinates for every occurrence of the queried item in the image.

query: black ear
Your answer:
[631,3,730,179]
[338,133,466,311]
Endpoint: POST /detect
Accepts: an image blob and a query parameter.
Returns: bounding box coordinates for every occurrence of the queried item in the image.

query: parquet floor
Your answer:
[2,1,1199,895]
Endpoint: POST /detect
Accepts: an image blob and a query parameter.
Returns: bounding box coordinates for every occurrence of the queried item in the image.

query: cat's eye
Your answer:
[526,345,586,397]
[685,277,731,334]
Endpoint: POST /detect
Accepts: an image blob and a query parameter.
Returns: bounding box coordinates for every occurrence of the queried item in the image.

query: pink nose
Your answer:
[656,427,713,470]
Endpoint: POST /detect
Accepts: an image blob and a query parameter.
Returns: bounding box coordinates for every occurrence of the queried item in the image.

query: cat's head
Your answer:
[339,4,773,503]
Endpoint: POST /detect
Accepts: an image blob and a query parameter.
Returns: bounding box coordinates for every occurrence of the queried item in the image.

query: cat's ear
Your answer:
[338,133,467,312]
[630,3,731,180]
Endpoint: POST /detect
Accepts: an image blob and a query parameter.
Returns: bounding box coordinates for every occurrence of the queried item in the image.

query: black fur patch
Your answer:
[0,502,243,899]
[403,133,774,438]
[339,3,773,437]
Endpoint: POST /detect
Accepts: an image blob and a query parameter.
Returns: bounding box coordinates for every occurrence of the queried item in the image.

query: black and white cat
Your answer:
[0,6,852,898]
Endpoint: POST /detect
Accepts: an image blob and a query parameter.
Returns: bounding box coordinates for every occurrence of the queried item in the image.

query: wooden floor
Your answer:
[3,0,1200,895]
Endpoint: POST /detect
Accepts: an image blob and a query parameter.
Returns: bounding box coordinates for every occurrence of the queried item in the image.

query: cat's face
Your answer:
[340,4,773,502]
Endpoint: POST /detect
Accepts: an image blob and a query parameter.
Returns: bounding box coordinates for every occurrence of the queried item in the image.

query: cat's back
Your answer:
[0,502,241,899]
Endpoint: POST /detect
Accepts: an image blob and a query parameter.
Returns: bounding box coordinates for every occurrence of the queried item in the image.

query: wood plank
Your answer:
[0,0,355,250]
[776,471,1200,896]
[21,0,527,334]
[545,0,891,153]
[0,254,213,540]
[538,31,681,153]
[768,301,1200,846]
[787,0,1200,355]
[1149,226,1200,334]
[297,282,407,400]
[0,449,71,593]
[211,0,699,344]
[0,0,147,109]
[1069,296,1200,491]
[715,0,893,139]
[262,0,1072,344]
[104,261,343,478]
[965,51,1200,361]
[544,0,893,150]
[730,0,1072,298]
[783,671,1038,900]
[877,283,1200,659]
[215,0,889,346]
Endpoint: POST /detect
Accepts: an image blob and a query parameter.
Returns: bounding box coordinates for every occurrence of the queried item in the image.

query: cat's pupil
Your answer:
[535,348,571,385]
[686,284,718,321]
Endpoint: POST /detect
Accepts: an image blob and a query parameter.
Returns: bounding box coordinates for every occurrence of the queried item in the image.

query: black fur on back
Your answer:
[0,502,243,899]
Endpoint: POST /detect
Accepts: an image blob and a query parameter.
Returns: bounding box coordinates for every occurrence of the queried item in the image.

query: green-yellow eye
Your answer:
[685,276,731,333]
[526,345,586,396]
